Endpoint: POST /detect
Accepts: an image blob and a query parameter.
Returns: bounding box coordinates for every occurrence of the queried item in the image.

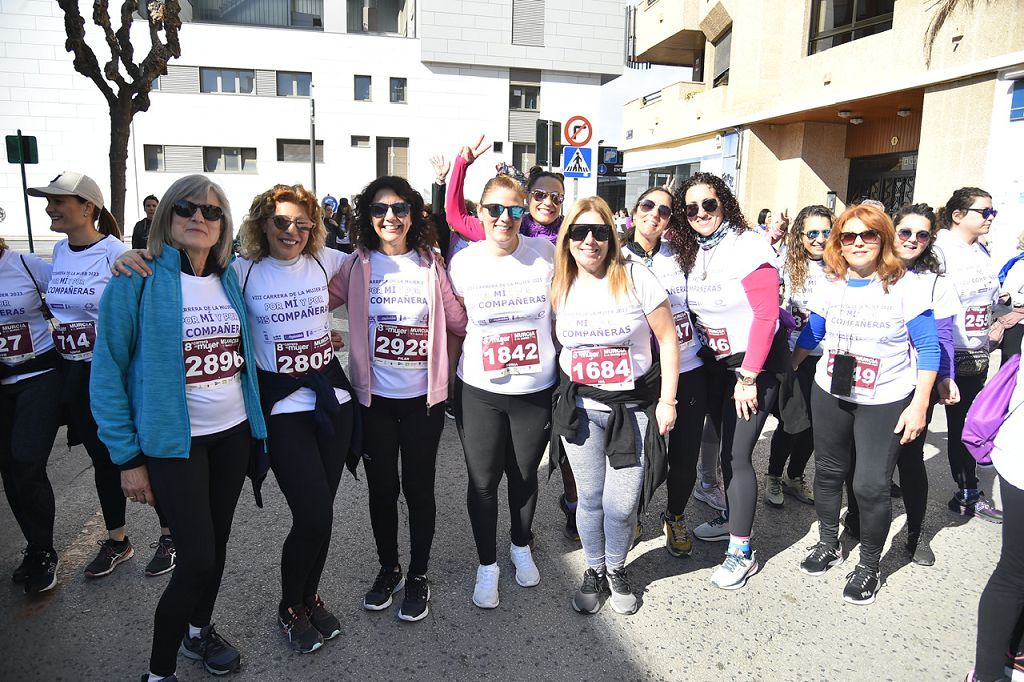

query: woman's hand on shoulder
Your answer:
[112,249,153,278]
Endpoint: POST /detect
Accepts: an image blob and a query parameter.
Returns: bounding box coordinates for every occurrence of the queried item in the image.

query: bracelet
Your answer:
[658,398,677,406]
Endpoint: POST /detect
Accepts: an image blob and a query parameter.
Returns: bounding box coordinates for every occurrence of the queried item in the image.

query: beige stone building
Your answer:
[621,0,1024,261]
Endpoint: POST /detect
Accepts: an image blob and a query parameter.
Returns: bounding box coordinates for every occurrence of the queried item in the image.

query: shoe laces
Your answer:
[581,568,605,594]
[476,565,499,590]
[845,565,876,589]
[405,575,428,601]
[149,537,174,558]
[805,542,837,562]
[195,624,233,656]
[709,514,728,528]
[371,568,400,593]
[608,568,631,593]
[281,606,313,634]
[663,513,687,536]
[768,477,782,493]
[721,551,747,572]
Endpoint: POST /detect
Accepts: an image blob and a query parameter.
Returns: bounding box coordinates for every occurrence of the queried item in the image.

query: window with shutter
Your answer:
[512,0,545,48]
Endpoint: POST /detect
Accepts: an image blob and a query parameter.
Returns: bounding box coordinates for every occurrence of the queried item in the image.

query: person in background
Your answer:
[132,195,159,249]
[337,198,353,254]
[997,230,1024,364]
[322,196,342,251]
[430,154,453,262]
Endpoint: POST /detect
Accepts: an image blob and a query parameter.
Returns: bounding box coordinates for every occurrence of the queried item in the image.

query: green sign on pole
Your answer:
[5,134,38,164]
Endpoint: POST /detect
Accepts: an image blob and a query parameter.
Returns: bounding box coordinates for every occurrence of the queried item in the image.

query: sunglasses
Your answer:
[685,198,719,219]
[804,229,831,241]
[637,199,672,220]
[568,224,612,242]
[482,204,527,220]
[370,202,411,219]
[967,207,998,220]
[529,190,564,206]
[839,230,881,246]
[173,199,223,221]
[271,215,314,234]
[897,228,931,244]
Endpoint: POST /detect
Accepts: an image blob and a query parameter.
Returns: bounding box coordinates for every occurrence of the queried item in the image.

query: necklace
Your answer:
[700,244,720,280]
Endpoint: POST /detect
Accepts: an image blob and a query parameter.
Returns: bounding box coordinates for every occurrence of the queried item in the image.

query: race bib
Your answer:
[827,351,880,396]
[569,346,635,390]
[673,311,695,350]
[481,329,542,378]
[964,305,991,335]
[373,324,428,368]
[791,306,810,332]
[183,337,244,389]
[0,322,34,364]
[53,320,96,361]
[696,324,732,359]
[275,334,334,376]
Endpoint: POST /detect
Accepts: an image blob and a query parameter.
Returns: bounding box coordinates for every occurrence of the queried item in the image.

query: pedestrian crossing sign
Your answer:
[562,147,592,178]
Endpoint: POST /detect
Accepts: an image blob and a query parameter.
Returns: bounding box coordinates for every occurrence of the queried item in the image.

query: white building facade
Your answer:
[0,0,623,245]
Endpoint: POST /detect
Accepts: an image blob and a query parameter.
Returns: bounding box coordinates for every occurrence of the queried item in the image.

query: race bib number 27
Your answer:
[0,322,34,364]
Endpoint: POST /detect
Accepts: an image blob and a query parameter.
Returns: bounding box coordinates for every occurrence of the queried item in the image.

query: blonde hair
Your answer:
[238,184,325,260]
[148,175,235,271]
[479,175,526,205]
[823,204,905,292]
[551,196,629,310]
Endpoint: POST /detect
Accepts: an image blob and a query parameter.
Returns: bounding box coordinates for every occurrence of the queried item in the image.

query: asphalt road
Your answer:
[0,313,1004,682]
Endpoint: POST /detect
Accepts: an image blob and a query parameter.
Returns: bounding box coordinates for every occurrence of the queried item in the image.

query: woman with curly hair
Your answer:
[668,172,786,590]
[792,204,938,605]
[328,175,467,623]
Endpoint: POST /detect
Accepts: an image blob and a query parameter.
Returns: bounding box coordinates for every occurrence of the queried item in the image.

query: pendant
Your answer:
[701,272,707,281]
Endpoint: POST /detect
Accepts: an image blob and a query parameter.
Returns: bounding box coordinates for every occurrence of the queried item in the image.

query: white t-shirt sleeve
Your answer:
[1003,260,1024,308]
[104,237,129,265]
[318,247,347,280]
[899,273,933,323]
[931,274,961,319]
[447,246,467,297]
[22,254,53,288]
[627,261,668,315]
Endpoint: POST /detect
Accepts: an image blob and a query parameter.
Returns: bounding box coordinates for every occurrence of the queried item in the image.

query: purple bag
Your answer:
[963,354,1021,465]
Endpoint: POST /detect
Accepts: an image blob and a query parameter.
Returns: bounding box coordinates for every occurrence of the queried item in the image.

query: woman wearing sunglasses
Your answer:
[92,175,267,680]
[621,187,706,558]
[328,175,466,623]
[550,197,678,615]
[446,175,556,609]
[668,173,785,590]
[791,204,939,605]
[932,187,1002,523]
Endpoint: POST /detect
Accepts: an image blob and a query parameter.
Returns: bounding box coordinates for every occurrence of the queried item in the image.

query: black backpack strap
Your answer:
[19,254,54,322]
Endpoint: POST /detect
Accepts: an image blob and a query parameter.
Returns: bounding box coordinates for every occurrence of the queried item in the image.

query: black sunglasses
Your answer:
[529,190,564,206]
[804,229,831,241]
[568,224,612,242]
[839,230,881,246]
[482,204,526,220]
[173,199,223,221]
[897,228,931,244]
[967,207,998,220]
[370,202,411,219]
[272,215,314,234]
[685,198,719,219]
[637,199,672,220]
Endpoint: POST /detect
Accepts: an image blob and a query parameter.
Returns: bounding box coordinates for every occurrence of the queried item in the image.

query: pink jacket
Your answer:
[329,247,467,408]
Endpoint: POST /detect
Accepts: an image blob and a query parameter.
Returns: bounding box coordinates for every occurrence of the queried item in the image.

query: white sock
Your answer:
[702,480,715,490]
[188,624,203,639]
[148,674,166,682]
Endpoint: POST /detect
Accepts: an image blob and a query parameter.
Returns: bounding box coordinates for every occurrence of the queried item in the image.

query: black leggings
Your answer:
[975,477,1024,681]
[811,385,910,571]
[945,371,987,491]
[0,370,62,554]
[768,355,818,479]
[268,404,353,608]
[705,364,780,537]
[666,366,708,515]
[62,360,168,531]
[361,395,445,577]
[453,379,552,565]
[1001,323,1024,368]
[146,421,250,677]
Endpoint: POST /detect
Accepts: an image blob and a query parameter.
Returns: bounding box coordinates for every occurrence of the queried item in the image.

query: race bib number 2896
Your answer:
[184,337,244,389]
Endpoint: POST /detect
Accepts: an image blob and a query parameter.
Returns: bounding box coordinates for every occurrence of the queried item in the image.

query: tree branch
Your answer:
[56,0,116,106]
[92,1,130,91]
[116,0,140,83]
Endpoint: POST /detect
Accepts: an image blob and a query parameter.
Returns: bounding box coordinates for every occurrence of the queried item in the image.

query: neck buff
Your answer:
[696,222,730,250]
[520,213,563,243]
[626,233,660,263]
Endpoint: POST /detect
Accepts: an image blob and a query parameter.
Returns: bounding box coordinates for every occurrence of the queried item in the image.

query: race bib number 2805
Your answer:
[275,334,333,376]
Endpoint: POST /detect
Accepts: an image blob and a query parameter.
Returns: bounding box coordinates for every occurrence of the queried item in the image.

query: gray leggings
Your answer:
[561,406,647,573]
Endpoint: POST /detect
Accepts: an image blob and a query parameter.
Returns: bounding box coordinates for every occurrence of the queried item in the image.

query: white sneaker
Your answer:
[710,550,759,590]
[693,513,730,542]
[472,563,500,609]
[693,482,728,511]
[509,543,540,587]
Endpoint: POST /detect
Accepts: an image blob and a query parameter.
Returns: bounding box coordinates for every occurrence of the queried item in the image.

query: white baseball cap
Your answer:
[28,171,120,237]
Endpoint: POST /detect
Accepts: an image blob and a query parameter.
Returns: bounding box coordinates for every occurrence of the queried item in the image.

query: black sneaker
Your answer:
[907,530,935,566]
[607,567,638,615]
[84,538,134,578]
[444,400,455,420]
[398,575,430,622]
[12,549,30,584]
[363,566,404,611]
[560,494,580,542]
[890,482,903,498]
[278,605,323,654]
[138,675,178,681]
[571,568,608,615]
[145,535,176,577]
[24,549,59,594]
[304,594,341,640]
[843,564,881,605]
[949,491,1004,523]
[180,624,241,675]
[800,541,844,576]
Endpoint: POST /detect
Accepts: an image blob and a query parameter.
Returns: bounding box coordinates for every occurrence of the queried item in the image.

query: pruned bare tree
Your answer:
[56,1,182,230]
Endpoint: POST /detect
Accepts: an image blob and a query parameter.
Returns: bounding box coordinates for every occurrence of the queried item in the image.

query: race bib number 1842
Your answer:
[481,329,541,378]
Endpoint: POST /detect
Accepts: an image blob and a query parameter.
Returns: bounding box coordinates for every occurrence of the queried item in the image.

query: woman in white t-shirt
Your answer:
[620,186,706,559]
[27,172,177,584]
[791,204,938,605]
[550,196,678,616]
[447,174,556,609]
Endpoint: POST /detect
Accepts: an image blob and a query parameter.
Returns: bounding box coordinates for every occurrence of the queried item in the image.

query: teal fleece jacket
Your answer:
[90,245,267,471]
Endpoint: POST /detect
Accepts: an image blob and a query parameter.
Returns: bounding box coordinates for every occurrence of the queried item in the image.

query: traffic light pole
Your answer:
[17,129,33,253]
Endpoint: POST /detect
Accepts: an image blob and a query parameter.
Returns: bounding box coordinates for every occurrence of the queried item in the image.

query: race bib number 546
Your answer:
[696,324,731,359]
[569,346,634,390]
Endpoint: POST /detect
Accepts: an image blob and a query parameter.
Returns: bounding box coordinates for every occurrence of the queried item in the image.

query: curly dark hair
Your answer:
[783,205,834,293]
[937,186,991,230]
[895,203,943,275]
[352,176,436,253]
[667,172,751,273]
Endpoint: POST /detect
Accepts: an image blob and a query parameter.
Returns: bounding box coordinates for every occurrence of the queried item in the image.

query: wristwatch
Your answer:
[734,370,757,386]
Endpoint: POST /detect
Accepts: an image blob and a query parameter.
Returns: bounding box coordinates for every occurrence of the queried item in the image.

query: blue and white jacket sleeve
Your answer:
[796,313,826,351]
[907,310,940,372]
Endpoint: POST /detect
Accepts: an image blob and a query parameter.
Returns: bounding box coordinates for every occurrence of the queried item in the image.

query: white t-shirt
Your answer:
[782,257,828,355]
[687,229,780,361]
[0,250,55,384]
[555,264,667,410]
[992,357,1024,490]
[915,270,960,320]
[46,236,128,362]
[621,242,703,373]
[449,235,556,395]
[809,275,931,405]
[234,250,351,415]
[181,273,248,436]
[933,230,999,352]
[1002,258,1024,311]
[367,250,430,399]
